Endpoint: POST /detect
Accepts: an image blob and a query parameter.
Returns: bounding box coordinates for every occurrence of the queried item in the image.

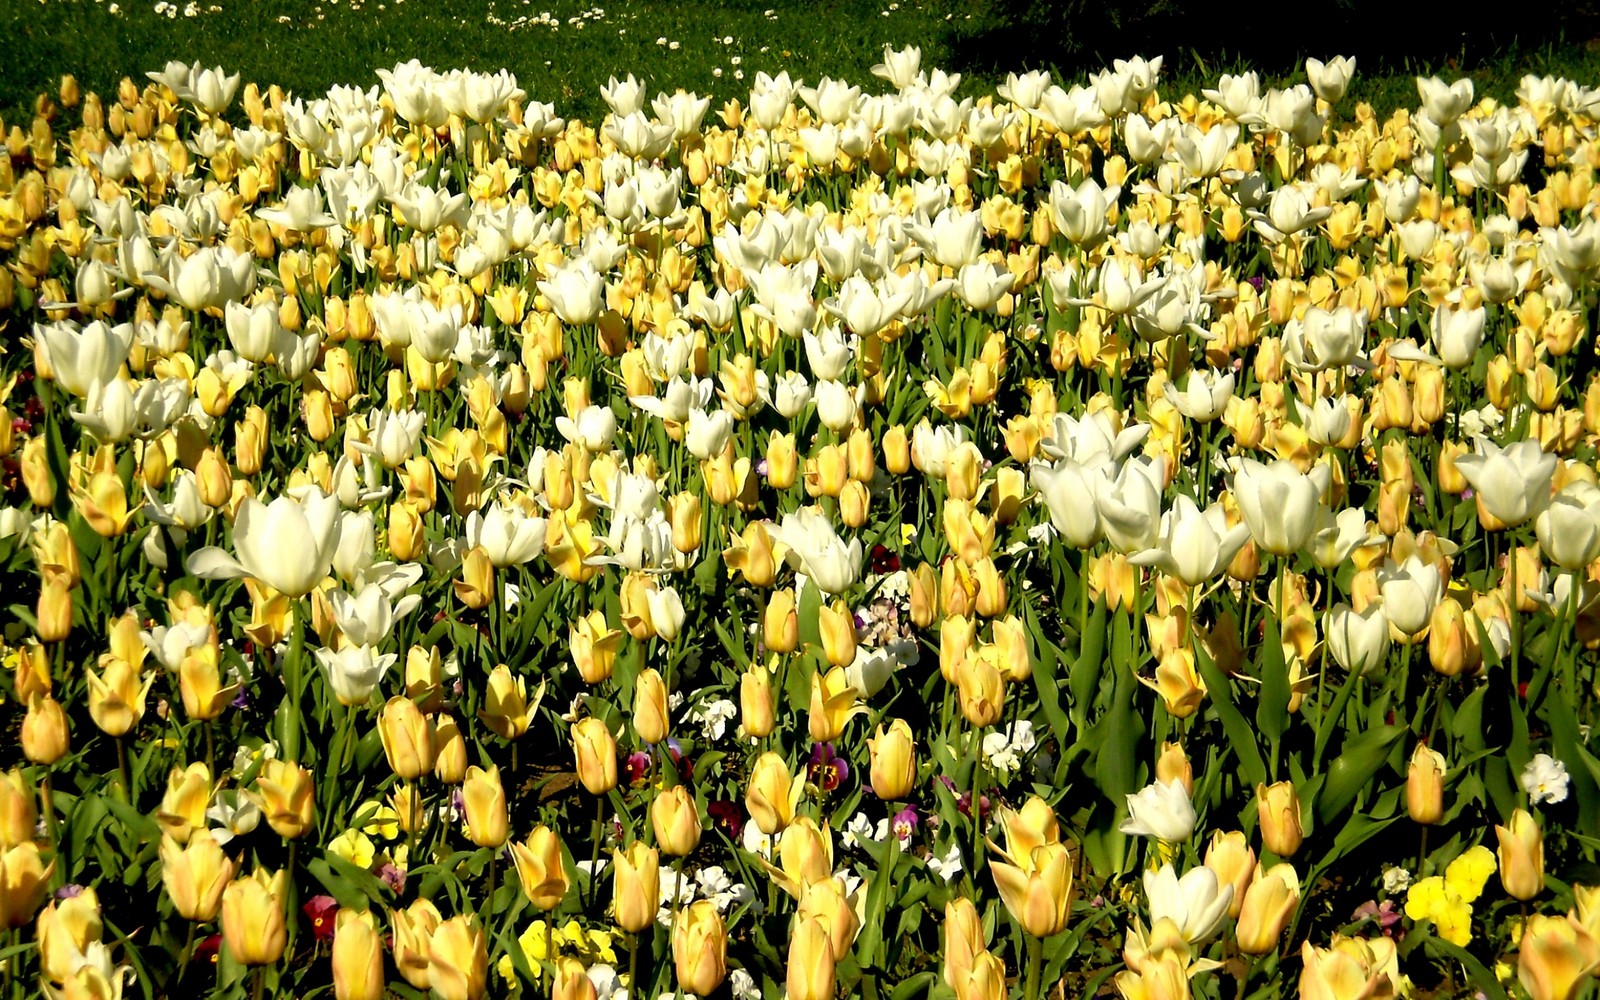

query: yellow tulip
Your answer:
[745,752,801,836]
[868,719,917,801]
[633,668,670,745]
[786,916,837,1000]
[1256,781,1303,857]
[1236,863,1300,955]
[511,825,569,910]
[253,759,315,839]
[37,885,101,984]
[155,762,213,844]
[807,664,859,742]
[572,717,619,795]
[1518,914,1600,1000]
[428,915,488,1000]
[478,664,538,740]
[220,869,287,966]
[989,842,1074,938]
[1497,808,1545,901]
[0,842,50,929]
[652,785,702,857]
[392,898,443,989]
[462,764,509,848]
[612,841,660,934]
[380,696,436,779]
[671,900,727,997]
[0,769,36,851]
[332,909,385,1000]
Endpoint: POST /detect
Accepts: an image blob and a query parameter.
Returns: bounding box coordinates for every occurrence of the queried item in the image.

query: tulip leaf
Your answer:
[306,855,368,910]
[889,972,936,1000]
[1423,938,1510,1000]
[1317,724,1402,823]
[1194,643,1267,788]
[1450,682,1489,753]
[1068,599,1107,729]
[1254,611,1290,743]
[1023,598,1072,744]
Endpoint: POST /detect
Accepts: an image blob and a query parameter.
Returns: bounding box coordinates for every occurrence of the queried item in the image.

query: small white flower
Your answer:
[689,698,737,741]
[1381,865,1413,895]
[1520,753,1571,805]
[741,822,774,860]
[729,969,761,1000]
[927,842,964,882]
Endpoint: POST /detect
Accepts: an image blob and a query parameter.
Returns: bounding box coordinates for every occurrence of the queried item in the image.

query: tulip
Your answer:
[1324,601,1392,675]
[254,759,315,839]
[1257,782,1304,857]
[462,765,508,848]
[990,841,1074,938]
[652,785,702,857]
[572,718,618,795]
[746,752,801,835]
[1299,938,1400,1000]
[1537,483,1600,571]
[765,588,801,653]
[86,656,151,737]
[1129,496,1251,587]
[1518,914,1600,1000]
[634,667,670,745]
[433,715,469,784]
[510,825,569,910]
[787,916,837,1000]
[741,666,777,739]
[1144,863,1233,943]
[187,489,341,597]
[221,869,287,965]
[161,832,236,921]
[1453,439,1557,528]
[22,694,70,765]
[1378,556,1443,637]
[797,877,859,962]
[1229,458,1332,556]
[38,885,102,984]
[672,900,728,996]
[1204,831,1257,919]
[955,654,1006,728]
[817,601,858,669]
[428,915,488,1000]
[155,762,212,843]
[1406,744,1446,825]
[612,841,660,933]
[332,909,385,1000]
[379,696,435,780]
[392,898,443,989]
[869,720,917,800]
[0,842,49,928]
[809,663,858,741]
[0,770,36,850]
[943,897,986,990]
[1236,863,1300,955]
[553,957,599,1000]
[479,664,534,740]
[1121,779,1196,842]
[772,507,863,595]
[1497,808,1545,901]
[1155,743,1193,797]
[1306,56,1355,103]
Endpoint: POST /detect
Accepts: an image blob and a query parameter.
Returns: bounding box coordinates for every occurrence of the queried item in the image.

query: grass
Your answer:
[4,0,1600,126]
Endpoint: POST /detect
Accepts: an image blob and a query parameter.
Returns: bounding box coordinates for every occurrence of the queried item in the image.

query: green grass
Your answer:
[4,0,1600,127]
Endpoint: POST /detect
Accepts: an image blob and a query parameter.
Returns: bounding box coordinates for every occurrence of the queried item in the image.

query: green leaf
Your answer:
[1195,643,1267,788]
[1317,725,1403,823]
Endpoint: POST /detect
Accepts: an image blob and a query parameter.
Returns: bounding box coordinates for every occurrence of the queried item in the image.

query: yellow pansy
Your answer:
[328,829,375,870]
[354,801,402,840]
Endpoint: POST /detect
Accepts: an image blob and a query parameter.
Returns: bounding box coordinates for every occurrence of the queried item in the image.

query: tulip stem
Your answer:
[203,720,216,777]
[250,968,265,1000]
[114,735,131,804]
[174,921,197,988]
[1025,931,1043,1000]
[482,852,498,925]
[587,797,606,910]
[281,604,305,763]
[626,931,639,1000]
[39,770,60,859]
[1416,825,1430,878]
[969,726,985,879]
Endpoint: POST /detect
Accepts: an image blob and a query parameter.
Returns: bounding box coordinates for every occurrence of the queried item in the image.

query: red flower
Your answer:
[303,894,339,941]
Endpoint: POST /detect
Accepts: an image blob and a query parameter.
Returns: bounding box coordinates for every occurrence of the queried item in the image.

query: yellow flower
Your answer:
[329,829,375,870]
[1404,870,1478,946]
[1444,845,1496,903]
[355,802,401,840]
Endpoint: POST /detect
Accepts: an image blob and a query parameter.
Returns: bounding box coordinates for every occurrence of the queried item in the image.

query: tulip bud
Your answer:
[379,696,436,780]
[1155,742,1193,797]
[36,579,72,643]
[612,842,660,934]
[432,714,468,784]
[570,611,623,684]
[839,479,870,528]
[1497,808,1545,901]
[746,752,799,835]
[511,825,569,910]
[1406,744,1446,825]
[765,589,800,654]
[672,900,728,997]
[869,719,917,801]
[388,501,426,561]
[22,694,69,765]
[740,666,776,739]
[668,491,703,553]
[572,717,619,795]
[428,915,488,1000]
[479,664,531,740]
[883,424,911,475]
[329,909,385,1000]
[909,563,938,628]
[453,545,494,610]
[787,917,837,1000]
[221,869,288,965]
[956,655,1005,728]
[652,785,702,857]
[1427,598,1477,678]
[818,599,858,668]
[0,770,34,851]
[633,668,670,745]
[943,897,985,991]
[1256,782,1303,857]
[1236,863,1300,955]
[553,956,598,1000]
[1204,830,1257,919]
[462,765,509,848]
[767,431,798,489]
